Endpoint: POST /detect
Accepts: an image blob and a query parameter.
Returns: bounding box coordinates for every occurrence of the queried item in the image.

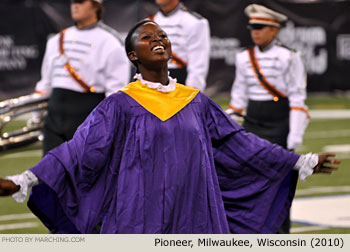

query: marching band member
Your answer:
[35,0,130,154]
[227,4,310,233]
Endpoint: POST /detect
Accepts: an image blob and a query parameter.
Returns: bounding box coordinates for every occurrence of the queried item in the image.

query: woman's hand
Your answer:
[314,153,341,174]
[0,178,20,196]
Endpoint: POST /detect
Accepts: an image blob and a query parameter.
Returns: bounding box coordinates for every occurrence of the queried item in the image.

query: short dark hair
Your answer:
[125,20,157,73]
[92,1,103,20]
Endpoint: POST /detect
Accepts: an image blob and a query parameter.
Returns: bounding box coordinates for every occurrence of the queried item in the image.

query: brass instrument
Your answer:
[0,93,49,151]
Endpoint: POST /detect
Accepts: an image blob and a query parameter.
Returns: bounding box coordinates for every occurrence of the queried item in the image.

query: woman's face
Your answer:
[129,22,172,68]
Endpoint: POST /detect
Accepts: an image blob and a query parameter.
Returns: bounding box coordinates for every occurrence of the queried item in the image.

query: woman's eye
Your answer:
[141,35,151,40]
[160,34,167,38]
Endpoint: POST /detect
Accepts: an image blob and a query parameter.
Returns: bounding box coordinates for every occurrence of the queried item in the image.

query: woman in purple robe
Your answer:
[0,20,340,234]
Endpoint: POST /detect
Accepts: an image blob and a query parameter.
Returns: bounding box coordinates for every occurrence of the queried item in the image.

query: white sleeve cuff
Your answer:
[293,153,319,182]
[6,170,39,203]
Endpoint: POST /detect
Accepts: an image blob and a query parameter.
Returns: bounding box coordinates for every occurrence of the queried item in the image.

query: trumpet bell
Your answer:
[0,93,49,151]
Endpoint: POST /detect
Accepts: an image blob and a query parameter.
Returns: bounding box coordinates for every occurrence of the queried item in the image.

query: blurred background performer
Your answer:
[148,0,210,91]
[226,4,310,233]
[34,0,130,154]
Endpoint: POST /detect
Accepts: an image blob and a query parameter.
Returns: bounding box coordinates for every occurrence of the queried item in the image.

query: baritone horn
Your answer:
[0,93,49,151]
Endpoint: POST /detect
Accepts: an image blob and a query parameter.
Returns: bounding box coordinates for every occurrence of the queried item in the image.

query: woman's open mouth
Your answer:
[152,45,165,53]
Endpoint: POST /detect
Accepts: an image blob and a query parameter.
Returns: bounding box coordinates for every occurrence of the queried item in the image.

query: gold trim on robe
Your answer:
[120,80,199,121]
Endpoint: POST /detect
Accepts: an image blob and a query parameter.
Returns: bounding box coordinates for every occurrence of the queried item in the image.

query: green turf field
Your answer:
[0,95,349,234]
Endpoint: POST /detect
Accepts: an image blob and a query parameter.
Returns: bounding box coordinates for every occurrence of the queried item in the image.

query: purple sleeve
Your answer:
[205,96,300,233]
[29,94,124,233]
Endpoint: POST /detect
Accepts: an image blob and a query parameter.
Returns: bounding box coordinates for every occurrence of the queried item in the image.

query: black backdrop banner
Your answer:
[1,0,350,100]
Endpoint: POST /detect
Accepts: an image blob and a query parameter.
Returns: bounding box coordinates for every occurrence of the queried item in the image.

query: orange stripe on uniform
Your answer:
[34,90,47,95]
[291,107,311,119]
[250,17,280,25]
[59,28,95,93]
[247,47,287,101]
[229,105,244,114]
[171,52,188,69]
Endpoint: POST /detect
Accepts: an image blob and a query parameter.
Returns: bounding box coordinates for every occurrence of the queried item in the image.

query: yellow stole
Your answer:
[120,80,199,121]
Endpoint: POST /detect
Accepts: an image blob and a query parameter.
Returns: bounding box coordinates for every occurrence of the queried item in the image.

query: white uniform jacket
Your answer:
[229,41,309,150]
[35,22,130,97]
[149,3,210,91]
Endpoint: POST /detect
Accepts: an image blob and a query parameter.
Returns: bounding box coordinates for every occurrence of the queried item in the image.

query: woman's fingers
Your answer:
[325,159,341,165]
[314,153,341,174]
[321,155,341,165]
[317,165,339,174]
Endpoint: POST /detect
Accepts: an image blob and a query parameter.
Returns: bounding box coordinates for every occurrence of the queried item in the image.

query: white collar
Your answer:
[133,73,177,93]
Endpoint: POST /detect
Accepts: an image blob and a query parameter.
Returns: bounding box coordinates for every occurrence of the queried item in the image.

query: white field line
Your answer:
[321,144,350,159]
[291,226,329,233]
[0,213,37,222]
[298,144,350,159]
[323,144,350,152]
[309,110,350,119]
[0,222,39,231]
[329,153,350,159]
[304,129,350,139]
[296,186,350,196]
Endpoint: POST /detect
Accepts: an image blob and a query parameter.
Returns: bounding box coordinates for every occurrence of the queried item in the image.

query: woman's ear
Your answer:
[128,51,138,61]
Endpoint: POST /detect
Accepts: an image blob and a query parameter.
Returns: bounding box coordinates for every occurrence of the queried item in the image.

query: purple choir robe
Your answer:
[27,87,299,234]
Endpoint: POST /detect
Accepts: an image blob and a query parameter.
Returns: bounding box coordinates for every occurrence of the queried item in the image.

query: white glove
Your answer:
[225,108,244,124]
[6,170,39,203]
[287,133,303,150]
[287,109,310,150]
[293,153,319,181]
